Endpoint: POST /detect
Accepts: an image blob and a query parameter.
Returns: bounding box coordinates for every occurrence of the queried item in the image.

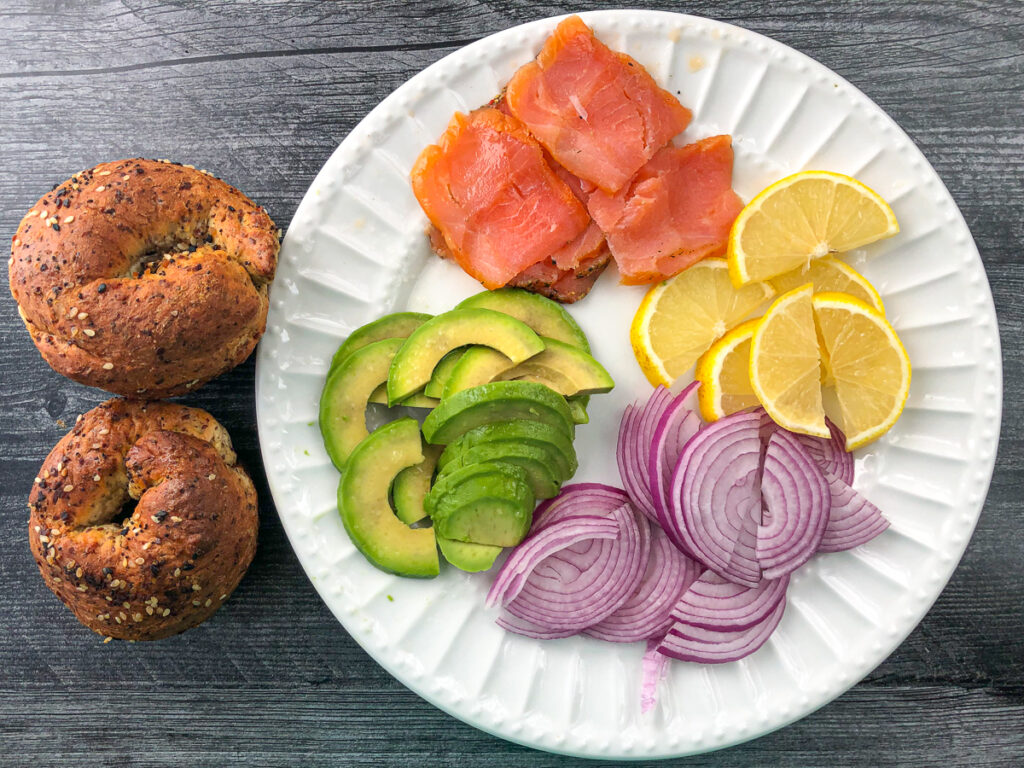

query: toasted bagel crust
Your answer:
[28,399,258,641]
[9,159,279,397]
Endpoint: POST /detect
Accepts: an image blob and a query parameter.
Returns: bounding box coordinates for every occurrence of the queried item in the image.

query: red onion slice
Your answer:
[670,569,788,632]
[794,418,855,485]
[648,382,702,543]
[486,514,621,609]
[533,483,630,531]
[640,639,670,713]
[818,474,890,552]
[668,410,763,587]
[617,386,673,522]
[504,503,649,633]
[657,597,786,663]
[585,523,703,643]
[757,430,830,580]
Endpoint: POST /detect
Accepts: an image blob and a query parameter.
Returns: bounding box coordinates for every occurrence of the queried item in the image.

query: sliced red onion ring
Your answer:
[657,597,786,663]
[648,382,702,544]
[617,386,673,522]
[504,503,650,634]
[668,410,763,587]
[640,639,670,713]
[486,514,621,609]
[793,418,854,485]
[818,474,890,552]
[670,569,788,632]
[533,483,630,531]
[584,523,703,643]
[757,430,830,580]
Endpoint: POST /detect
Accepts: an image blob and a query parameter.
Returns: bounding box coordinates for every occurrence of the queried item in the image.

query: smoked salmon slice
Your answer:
[411,107,589,289]
[506,15,692,194]
[507,249,612,304]
[586,135,745,285]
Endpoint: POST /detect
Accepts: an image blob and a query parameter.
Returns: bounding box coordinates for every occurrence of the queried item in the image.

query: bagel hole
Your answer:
[125,231,213,278]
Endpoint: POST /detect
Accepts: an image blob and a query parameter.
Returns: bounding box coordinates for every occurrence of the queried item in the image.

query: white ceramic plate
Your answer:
[255,10,1001,759]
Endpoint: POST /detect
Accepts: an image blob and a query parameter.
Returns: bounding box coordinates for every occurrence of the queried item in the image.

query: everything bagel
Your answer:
[28,399,258,641]
[9,159,279,398]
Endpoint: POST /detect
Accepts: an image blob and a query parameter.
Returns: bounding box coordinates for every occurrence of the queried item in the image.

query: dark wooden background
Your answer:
[2,1,1021,765]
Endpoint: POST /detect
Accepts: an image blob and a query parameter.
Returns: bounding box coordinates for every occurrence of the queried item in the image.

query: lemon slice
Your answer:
[728,170,899,285]
[813,291,911,450]
[769,256,885,314]
[695,318,760,422]
[749,284,828,438]
[630,258,775,387]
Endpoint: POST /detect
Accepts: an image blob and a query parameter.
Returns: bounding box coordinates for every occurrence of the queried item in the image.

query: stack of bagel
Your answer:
[9,158,279,641]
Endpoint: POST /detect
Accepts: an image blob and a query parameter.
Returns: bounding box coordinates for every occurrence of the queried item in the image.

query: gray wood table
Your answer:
[2,1,1021,765]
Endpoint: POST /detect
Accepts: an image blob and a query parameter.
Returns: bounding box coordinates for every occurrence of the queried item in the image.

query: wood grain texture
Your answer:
[1,1,1022,765]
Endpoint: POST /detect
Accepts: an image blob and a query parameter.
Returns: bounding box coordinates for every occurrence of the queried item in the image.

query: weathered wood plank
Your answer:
[0,0,1021,764]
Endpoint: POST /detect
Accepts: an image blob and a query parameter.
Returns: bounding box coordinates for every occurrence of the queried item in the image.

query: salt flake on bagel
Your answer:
[9,158,279,398]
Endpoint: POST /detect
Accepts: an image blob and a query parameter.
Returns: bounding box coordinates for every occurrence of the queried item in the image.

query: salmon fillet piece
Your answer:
[507,249,612,304]
[411,107,589,289]
[506,15,692,194]
[586,135,745,285]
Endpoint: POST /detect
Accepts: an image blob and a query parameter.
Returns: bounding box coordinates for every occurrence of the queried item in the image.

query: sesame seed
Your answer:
[34,477,41,484]
[123,602,130,609]
[170,309,179,316]
[103,637,113,643]
[83,329,96,337]
[63,484,74,492]
[91,443,101,449]
[52,576,61,583]
[114,616,122,624]
[33,526,40,533]
[76,585,87,592]
[207,473,216,481]
[192,599,201,607]
[56,462,63,471]
[76,414,83,422]
[109,579,119,588]
[118,611,126,620]
[77,312,88,320]
[13,238,20,247]
[75,567,83,578]
[204,599,211,607]
[122,174,130,181]
[148,597,158,606]
[135,557,145,565]
[170,516,182,523]
[98,429,109,435]
[7,258,12,267]
[93,474,101,482]
[102,362,114,370]
[95,186,105,192]
[39,535,49,544]
[141,541,151,550]
[162,608,171,617]
[220,594,227,601]
[191,583,201,592]
[133,613,142,622]
[98,170,111,176]
[51,528,60,536]
[64,215,74,224]
[173,568,181,577]
[68,307,79,318]
[39,209,48,218]
[146,606,154,615]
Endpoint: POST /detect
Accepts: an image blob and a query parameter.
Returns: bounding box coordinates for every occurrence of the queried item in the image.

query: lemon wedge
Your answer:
[728,170,899,285]
[630,258,774,387]
[749,284,828,438]
[695,318,761,422]
[769,256,884,314]
[813,291,911,450]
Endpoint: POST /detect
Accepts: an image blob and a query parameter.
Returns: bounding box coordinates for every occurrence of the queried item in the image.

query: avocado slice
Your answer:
[391,443,442,525]
[567,396,590,425]
[438,420,578,480]
[338,418,439,578]
[441,441,564,499]
[499,338,614,395]
[387,308,545,404]
[427,461,535,547]
[421,381,574,445]
[320,337,404,470]
[437,536,502,573]
[457,288,590,352]
[367,383,438,410]
[329,311,432,373]
[424,348,466,399]
[442,346,516,399]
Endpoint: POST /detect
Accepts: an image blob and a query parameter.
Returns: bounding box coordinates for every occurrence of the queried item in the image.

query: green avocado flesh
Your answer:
[338,418,439,578]
[567,396,590,425]
[438,420,578,479]
[424,348,466,399]
[329,312,432,373]
[387,308,545,404]
[437,536,502,572]
[427,462,534,547]
[391,443,442,525]
[501,337,613,395]
[457,288,590,352]
[320,338,405,470]
[441,442,563,499]
[367,384,438,410]
[442,346,516,399]
[421,381,574,445]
